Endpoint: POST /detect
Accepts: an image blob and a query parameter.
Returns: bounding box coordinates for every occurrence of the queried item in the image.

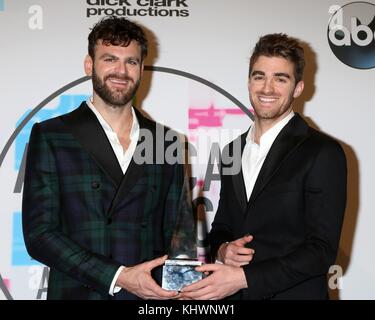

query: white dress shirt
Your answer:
[87,98,140,296]
[87,98,139,174]
[242,112,295,200]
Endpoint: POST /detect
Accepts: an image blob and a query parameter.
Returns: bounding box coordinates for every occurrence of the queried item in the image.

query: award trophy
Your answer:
[162,173,205,292]
[162,259,203,291]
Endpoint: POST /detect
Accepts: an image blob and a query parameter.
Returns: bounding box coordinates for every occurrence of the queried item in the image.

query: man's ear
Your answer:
[293,80,304,98]
[84,55,93,76]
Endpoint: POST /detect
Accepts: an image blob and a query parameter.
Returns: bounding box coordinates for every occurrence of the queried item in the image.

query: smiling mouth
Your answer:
[258,96,278,103]
[106,78,131,89]
[108,78,129,84]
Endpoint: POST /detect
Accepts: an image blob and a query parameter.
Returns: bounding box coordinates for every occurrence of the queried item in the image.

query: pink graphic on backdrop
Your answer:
[189,104,248,130]
[196,179,204,188]
[4,278,10,289]
[188,103,250,262]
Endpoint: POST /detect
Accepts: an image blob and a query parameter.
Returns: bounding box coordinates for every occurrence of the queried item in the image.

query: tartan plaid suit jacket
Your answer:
[22,102,187,300]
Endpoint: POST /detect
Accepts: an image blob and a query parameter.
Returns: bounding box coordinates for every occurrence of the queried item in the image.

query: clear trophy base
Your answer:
[162,259,204,291]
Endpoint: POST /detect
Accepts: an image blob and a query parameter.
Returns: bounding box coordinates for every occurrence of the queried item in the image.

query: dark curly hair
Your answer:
[249,33,305,83]
[88,16,148,60]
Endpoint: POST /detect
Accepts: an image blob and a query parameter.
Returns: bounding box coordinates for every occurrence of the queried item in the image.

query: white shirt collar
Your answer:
[86,97,139,141]
[247,111,295,149]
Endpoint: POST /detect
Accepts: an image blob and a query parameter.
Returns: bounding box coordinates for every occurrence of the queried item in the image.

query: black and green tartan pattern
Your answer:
[22,107,188,300]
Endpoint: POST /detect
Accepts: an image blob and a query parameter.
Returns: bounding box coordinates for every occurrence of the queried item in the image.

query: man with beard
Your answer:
[181,34,347,300]
[22,16,188,300]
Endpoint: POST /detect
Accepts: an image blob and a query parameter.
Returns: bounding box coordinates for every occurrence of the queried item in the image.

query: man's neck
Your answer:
[92,94,133,138]
[253,111,293,144]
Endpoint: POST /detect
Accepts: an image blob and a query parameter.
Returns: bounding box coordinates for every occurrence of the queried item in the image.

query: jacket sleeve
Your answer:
[208,139,241,261]
[241,140,347,299]
[208,171,235,261]
[22,123,120,295]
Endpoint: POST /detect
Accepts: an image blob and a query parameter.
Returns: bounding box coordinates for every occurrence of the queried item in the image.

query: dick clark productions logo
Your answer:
[328,1,375,69]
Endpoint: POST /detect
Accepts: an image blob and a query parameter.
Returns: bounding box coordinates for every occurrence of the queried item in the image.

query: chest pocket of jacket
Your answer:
[304,187,323,209]
[261,181,299,196]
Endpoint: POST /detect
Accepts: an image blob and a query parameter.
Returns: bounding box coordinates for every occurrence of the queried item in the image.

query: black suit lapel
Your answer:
[230,132,248,213]
[248,113,311,204]
[61,102,123,187]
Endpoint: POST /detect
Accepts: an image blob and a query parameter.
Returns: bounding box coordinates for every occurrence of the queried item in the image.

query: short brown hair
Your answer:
[88,16,148,60]
[249,33,305,83]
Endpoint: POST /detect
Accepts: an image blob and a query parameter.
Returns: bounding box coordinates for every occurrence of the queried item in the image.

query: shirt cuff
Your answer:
[109,266,125,296]
[215,241,229,264]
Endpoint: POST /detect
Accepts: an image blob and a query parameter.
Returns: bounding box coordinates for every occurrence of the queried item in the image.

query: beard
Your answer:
[91,67,141,107]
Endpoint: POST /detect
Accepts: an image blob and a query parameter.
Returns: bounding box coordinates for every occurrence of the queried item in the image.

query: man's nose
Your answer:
[116,61,128,75]
[262,78,274,94]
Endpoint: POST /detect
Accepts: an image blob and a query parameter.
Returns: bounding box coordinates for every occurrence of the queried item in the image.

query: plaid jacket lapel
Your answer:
[107,108,155,217]
[61,102,123,187]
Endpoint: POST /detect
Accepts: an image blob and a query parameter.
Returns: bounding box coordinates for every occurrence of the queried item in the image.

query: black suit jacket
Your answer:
[209,113,347,299]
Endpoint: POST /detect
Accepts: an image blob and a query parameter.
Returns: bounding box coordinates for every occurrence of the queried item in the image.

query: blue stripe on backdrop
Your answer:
[12,212,41,266]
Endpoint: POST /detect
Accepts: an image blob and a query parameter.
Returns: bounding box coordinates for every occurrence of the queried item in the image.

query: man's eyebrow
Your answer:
[98,53,118,59]
[126,56,141,62]
[274,72,291,78]
[251,70,265,76]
